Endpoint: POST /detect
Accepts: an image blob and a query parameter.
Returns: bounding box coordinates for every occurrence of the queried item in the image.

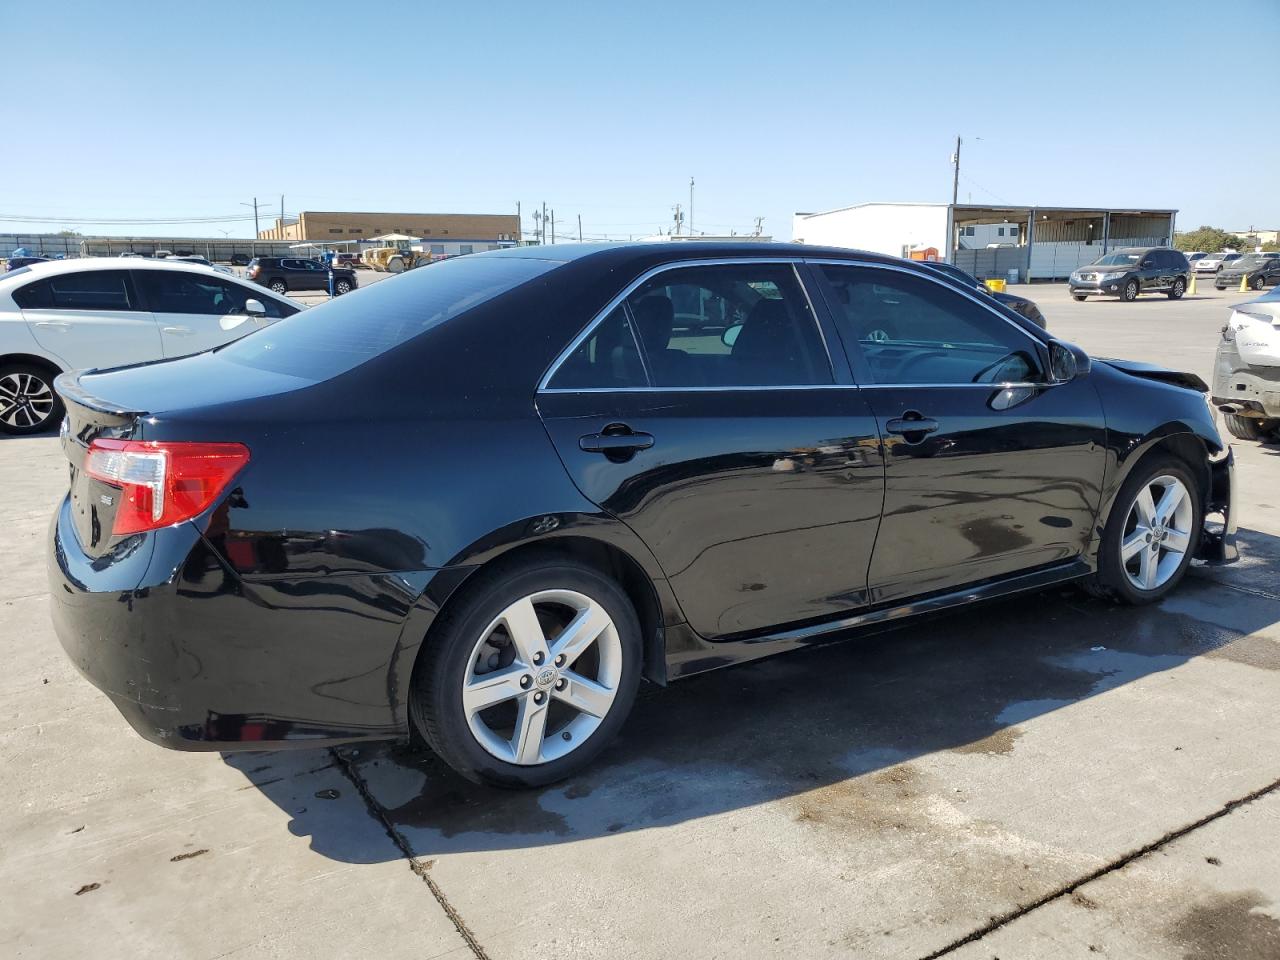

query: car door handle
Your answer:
[885,416,939,437]
[35,320,71,331]
[579,431,655,453]
[162,326,194,335]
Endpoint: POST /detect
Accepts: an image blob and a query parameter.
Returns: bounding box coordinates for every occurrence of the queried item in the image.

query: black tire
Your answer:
[1121,279,1139,302]
[1168,277,1186,299]
[334,279,352,295]
[0,362,64,435]
[269,279,287,294]
[1253,275,1266,291]
[1222,412,1277,441]
[410,557,643,788]
[1215,284,1226,291]
[387,256,405,274]
[1083,454,1201,606]
[1072,294,1087,302]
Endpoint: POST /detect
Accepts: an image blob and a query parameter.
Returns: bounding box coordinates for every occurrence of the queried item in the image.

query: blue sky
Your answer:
[8,0,1279,240]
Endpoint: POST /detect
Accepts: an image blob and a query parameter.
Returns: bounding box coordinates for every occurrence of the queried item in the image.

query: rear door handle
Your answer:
[162,326,194,335]
[579,432,655,453]
[35,320,71,331]
[885,416,939,437]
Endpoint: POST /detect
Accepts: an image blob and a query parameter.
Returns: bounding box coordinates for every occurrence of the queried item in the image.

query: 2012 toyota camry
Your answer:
[49,243,1237,787]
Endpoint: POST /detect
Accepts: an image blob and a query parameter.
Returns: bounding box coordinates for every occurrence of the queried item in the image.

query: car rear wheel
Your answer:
[1253,275,1266,291]
[1168,277,1186,299]
[1122,279,1139,302]
[334,279,352,295]
[1084,455,1200,605]
[1221,412,1277,441]
[0,363,64,435]
[411,558,642,787]
[1215,283,1226,291]
[269,280,287,294]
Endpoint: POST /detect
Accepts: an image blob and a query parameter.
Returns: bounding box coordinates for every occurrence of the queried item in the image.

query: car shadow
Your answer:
[225,526,1280,863]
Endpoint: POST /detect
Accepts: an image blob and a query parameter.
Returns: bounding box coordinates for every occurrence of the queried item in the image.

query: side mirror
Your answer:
[1048,340,1090,384]
[220,298,269,332]
[1141,260,1154,268]
[722,323,744,347]
[245,298,268,318]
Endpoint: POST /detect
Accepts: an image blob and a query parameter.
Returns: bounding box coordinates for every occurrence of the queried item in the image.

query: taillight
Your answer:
[248,264,260,277]
[84,439,250,536]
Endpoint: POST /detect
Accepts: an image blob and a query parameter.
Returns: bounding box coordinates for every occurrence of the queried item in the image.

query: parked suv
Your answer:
[1216,254,1280,291]
[1069,248,1190,302]
[917,260,1047,328]
[247,257,358,295]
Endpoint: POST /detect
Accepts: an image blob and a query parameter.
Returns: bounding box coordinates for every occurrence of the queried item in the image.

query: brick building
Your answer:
[258,211,520,244]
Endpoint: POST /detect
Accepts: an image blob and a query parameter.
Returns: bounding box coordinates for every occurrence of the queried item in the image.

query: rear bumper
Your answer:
[48,497,420,751]
[1197,449,1239,565]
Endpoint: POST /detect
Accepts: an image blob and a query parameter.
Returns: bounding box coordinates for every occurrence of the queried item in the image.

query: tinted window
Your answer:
[219,255,556,380]
[547,306,646,389]
[138,271,290,318]
[1093,252,1142,267]
[12,277,50,308]
[623,263,831,387]
[31,270,135,311]
[820,265,1041,385]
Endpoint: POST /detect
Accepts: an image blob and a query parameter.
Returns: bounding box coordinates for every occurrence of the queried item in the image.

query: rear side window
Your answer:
[219,255,556,380]
[549,306,647,389]
[19,271,135,311]
[137,271,291,318]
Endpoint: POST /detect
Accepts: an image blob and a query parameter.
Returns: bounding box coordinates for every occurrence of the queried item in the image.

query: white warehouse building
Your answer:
[792,202,1177,282]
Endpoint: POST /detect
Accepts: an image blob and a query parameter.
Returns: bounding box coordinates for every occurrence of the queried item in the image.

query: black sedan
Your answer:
[917,259,1047,328]
[1216,254,1280,291]
[49,243,1237,787]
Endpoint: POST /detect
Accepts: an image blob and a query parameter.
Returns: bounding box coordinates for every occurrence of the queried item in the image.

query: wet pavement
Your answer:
[2,281,1278,958]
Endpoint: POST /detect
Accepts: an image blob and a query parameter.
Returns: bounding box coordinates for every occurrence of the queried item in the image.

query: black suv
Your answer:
[1068,247,1190,302]
[247,257,358,295]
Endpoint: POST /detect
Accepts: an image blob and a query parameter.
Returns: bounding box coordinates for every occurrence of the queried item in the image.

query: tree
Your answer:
[55,229,82,237]
[1173,226,1250,252]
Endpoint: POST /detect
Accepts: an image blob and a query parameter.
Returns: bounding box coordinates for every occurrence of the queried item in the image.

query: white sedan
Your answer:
[0,258,301,434]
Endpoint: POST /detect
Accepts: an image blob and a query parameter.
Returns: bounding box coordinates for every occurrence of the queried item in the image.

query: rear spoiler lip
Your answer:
[53,369,150,420]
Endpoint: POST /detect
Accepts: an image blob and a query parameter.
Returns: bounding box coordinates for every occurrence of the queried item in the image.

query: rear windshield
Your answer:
[218,255,557,380]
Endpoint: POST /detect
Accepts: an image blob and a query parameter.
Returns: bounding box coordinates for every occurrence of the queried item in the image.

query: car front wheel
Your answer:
[335,279,352,295]
[1121,279,1139,302]
[1254,275,1267,291]
[411,558,642,787]
[269,280,287,294]
[1072,294,1087,302]
[1085,455,1200,605]
[0,363,64,435]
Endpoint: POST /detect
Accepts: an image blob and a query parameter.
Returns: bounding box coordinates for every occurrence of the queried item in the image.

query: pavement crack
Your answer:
[329,747,490,960]
[916,774,1280,960]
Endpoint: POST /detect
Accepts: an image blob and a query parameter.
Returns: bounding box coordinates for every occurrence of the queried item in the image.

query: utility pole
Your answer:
[551,209,556,244]
[578,214,583,242]
[280,194,284,227]
[517,201,521,242]
[689,177,695,236]
[542,202,547,245]
[241,198,260,238]
[753,216,764,237]
[951,135,961,207]
[673,203,684,236]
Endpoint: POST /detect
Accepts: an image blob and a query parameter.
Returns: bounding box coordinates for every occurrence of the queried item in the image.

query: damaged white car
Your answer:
[1213,285,1280,440]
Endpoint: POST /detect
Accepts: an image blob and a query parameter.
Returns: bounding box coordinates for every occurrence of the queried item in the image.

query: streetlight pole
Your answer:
[689,177,695,236]
[951,136,961,207]
[241,199,260,238]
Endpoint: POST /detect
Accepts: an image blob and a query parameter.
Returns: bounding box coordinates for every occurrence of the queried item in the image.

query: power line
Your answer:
[0,212,299,225]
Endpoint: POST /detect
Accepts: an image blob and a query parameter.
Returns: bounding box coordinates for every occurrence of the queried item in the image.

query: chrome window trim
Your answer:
[539,381,1038,395]
[537,257,832,392]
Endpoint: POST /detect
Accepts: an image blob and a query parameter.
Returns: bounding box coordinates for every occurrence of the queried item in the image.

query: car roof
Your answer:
[478,240,909,271]
[0,255,302,304]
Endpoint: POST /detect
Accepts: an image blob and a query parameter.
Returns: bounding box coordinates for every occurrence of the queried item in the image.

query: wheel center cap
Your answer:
[534,667,558,689]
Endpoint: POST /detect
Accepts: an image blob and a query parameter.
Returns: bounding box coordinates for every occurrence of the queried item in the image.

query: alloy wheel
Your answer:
[461,589,622,765]
[1120,474,1193,591]
[0,371,55,430]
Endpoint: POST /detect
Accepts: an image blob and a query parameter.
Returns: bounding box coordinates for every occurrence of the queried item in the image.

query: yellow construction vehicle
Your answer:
[360,235,433,273]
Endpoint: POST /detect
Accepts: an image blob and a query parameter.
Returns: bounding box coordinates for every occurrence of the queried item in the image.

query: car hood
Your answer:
[1094,357,1208,393]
